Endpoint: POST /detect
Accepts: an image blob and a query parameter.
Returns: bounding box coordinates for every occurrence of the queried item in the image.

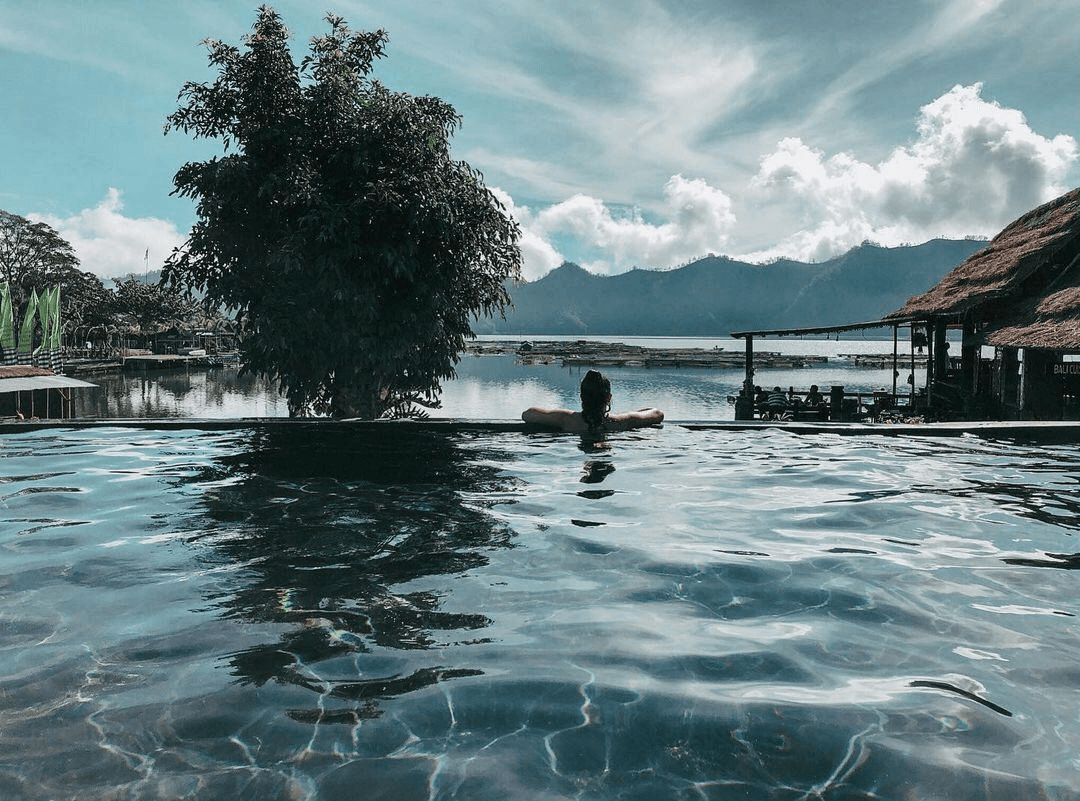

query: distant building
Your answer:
[887,187,1080,420]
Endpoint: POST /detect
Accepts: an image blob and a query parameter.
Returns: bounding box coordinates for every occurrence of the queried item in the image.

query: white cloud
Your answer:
[30,189,187,280]
[29,84,1073,288]
[746,83,1078,262]
[516,175,735,278]
[490,188,566,282]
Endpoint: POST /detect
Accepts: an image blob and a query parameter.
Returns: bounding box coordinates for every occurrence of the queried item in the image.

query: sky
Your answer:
[2,0,1080,282]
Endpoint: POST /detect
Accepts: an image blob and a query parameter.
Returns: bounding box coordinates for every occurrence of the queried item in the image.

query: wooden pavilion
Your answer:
[0,365,97,420]
[731,187,1080,422]
[885,186,1080,420]
[730,317,925,421]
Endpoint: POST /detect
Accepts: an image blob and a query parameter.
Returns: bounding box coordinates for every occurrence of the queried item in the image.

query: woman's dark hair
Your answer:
[579,370,611,432]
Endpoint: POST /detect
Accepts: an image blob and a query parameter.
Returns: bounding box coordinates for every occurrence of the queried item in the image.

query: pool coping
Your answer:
[1,417,1078,440]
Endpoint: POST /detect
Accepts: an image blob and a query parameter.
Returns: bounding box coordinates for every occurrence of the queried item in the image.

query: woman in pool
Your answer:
[521,370,664,434]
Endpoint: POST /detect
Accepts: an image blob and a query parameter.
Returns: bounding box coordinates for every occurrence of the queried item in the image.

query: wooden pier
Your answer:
[64,359,123,375]
[121,353,242,371]
[839,353,929,369]
[122,354,204,370]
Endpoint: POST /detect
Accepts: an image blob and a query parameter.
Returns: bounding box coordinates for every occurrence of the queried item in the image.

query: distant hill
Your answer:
[474,239,987,336]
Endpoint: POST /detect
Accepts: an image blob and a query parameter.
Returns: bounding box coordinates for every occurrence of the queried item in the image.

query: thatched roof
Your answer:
[0,366,54,379]
[890,187,1080,319]
[984,279,1080,349]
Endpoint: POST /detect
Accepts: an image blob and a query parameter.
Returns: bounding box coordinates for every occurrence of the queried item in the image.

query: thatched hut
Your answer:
[888,187,1080,419]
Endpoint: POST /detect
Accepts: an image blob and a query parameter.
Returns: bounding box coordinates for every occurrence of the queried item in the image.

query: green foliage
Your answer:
[163,6,521,418]
[0,209,232,348]
[111,276,204,334]
[60,269,116,340]
[0,209,95,332]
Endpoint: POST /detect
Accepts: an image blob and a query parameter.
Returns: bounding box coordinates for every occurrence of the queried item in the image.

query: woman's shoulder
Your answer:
[523,406,663,433]
[521,407,588,432]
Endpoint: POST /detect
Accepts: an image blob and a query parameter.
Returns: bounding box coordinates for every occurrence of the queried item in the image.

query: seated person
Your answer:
[766,385,788,408]
[760,386,789,419]
[522,370,664,434]
[805,384,824,406]
[753,385,768,410]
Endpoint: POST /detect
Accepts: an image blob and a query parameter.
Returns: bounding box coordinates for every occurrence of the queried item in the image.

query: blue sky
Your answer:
[2,0,1079,281]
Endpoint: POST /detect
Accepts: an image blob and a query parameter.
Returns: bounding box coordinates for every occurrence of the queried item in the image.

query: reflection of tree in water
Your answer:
[74,366,280,417]
[75,370,195,417]
[180,424,518,719]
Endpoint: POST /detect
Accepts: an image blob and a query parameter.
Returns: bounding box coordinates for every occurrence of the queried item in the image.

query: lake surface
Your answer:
[72,336,926,421]
[1,423,1079,799]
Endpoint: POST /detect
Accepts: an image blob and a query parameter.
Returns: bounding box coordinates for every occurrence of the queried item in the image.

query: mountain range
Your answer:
[474,239,987,336]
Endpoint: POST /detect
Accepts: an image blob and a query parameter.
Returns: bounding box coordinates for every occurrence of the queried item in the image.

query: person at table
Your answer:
[805,384,824,407]
[753,385,769,410]
[521,370,664,434]
[762,386,789,419]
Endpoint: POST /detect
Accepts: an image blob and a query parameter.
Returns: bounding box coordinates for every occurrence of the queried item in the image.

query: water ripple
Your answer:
[0,425,1079,798]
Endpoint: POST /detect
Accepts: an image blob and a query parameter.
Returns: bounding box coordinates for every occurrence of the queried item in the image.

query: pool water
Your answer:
[2,424,1079,799]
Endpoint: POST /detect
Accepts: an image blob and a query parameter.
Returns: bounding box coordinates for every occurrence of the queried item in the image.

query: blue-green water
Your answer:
[73,335,911,421]
[1,423,1079,799]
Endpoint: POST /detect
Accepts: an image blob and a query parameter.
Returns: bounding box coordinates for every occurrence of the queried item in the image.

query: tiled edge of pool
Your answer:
[1,417,1079,439]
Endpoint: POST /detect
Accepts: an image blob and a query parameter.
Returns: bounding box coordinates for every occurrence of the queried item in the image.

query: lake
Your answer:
[71,336,927,420]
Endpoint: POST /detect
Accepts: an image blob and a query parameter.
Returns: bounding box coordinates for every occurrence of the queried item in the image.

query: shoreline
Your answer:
[463,339,924,370]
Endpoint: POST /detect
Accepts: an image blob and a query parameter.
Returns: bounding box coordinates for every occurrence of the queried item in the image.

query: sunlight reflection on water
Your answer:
[1,423,1077,799]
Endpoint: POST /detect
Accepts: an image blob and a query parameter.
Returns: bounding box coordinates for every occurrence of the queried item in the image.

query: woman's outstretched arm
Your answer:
[606,408,664,430]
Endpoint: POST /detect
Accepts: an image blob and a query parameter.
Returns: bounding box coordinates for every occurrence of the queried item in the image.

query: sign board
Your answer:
[1049,362,1080,376]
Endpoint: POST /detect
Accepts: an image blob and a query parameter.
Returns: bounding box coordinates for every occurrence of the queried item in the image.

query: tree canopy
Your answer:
[163,6,521,418]
[111,276,204,334]
[0,209,85,331]
[0,209,225,349]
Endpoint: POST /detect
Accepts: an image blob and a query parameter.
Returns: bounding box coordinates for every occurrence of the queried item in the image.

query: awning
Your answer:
[730,318,916,339]
[0,375,98,393]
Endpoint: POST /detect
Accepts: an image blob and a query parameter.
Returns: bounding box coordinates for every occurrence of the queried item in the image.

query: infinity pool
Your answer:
[1,424,1079,799]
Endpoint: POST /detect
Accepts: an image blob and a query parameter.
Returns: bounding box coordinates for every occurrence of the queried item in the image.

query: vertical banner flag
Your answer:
[40,286,60,370]
[32,287,50,367]
[17,288,39,365]
[0,283,14,365]
[50,285,62,371]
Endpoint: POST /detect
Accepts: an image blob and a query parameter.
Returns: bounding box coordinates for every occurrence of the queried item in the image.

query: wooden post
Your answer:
[961,319,976,394]
[909,325,916,406]
[830,385,844,421]
[891,325,898,400]
[743,335,754,388]
[736,336,755,420]
[926,322,935,388]
[933,319,948,383]
[1000,347,1020,418]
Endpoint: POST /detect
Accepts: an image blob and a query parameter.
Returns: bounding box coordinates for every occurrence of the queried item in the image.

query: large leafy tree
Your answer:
[112,277,204,334]
[163,6,521,418]
[62,269,116,341]
[0,209,98,331]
